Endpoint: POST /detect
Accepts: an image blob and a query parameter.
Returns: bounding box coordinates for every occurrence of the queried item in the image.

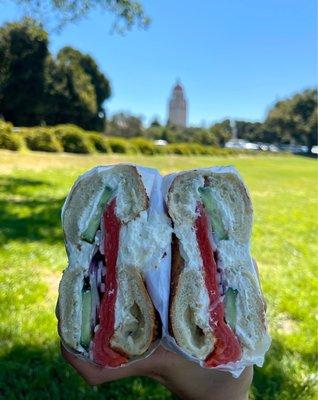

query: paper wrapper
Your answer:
[58,163,271,377]
[160,166,271,378]
[58,164,172,369]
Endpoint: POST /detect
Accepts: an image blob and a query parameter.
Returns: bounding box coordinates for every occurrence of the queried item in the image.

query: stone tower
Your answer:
[167,80,187,127]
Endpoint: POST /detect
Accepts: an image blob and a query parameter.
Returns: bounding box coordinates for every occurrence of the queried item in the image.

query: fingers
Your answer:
[60,343,141,385]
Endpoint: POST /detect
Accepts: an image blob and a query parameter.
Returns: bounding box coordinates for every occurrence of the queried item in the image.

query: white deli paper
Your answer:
[160,166,271,378]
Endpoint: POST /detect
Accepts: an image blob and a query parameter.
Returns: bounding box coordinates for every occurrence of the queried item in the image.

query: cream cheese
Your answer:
[117,211,172,271]
[174,223,203,270]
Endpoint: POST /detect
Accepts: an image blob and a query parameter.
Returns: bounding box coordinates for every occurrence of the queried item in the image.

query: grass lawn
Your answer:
[0,151,317,399]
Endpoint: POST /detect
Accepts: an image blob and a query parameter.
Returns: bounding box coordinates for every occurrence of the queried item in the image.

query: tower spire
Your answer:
[167,81,187,127]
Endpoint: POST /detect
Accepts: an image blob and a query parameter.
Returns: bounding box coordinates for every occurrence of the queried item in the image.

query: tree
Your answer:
[5,0,150,33]
[150,118,161,127]
[107,112,143,137]
[44,54,98,129]
[265,89,317,152]
[210,119,232,147]
[0,18,48,126]
[0,19,111,130]
[45,47,111,130]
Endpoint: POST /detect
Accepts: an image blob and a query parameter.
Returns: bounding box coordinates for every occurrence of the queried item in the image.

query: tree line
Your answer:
[108,88,317,152]
[0,18,317,150]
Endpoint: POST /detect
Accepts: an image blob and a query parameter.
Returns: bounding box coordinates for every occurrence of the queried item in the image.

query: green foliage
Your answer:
[44,55,97,129]
[150,118,161,127]
[164,143,194,155]
[210,119,232,146]
[0,122,256,156]
[144,126,218,146]
[232,89,318,150]
[106,137,135,153]
[58,129,94,154]
[0,119,13,133]
[51,124,85,138]
[25,129,62,152]
[235,121,264,142]
[0,132,22,150]
[0,19,110,131]
[9,0,150,33]
[162,143,245,156]
[265,88,317,151]
[107,112,143,138]
[130,137,158,155]
[47,47,110,131]
[0,18,48,126]
[88,133,110,153]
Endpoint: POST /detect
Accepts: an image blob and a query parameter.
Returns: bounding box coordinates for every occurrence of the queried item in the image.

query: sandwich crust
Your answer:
[111,266,157,357]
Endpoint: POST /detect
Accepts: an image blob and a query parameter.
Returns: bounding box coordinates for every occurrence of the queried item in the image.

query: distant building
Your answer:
[167,80,187,127]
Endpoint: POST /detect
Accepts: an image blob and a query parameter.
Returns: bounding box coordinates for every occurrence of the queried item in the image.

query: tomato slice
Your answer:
[195,202,242,367]
[92,198,128,367]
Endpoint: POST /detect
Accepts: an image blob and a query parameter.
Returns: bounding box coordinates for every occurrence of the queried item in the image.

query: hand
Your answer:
[61,344,253,400]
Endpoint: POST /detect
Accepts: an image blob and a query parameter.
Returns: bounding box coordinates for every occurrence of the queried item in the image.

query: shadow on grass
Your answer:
[0,176,50,194]
[252,338,316,400]
[0,198,64,244]
[0,343,177,400]
[0,176,65,244]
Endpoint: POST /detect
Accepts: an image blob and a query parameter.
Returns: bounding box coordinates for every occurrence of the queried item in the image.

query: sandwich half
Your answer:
[166,167,270,367]
[57,165,163,367]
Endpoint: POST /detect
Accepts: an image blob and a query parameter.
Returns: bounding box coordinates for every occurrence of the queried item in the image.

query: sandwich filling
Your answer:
[92,198,127,366]
[195,202,241,366]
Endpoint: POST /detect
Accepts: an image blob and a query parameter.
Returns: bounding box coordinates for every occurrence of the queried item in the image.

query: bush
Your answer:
[87,133,110,153]
[51,124,85,139]
[106,137,136,154]
[59,131,93,154]
[186,143,209,155]
[130,138,158,155]
[25,129,62,152]
[0,120,13,134]
[161,143,253,156]
[163,143,194,155]
[0,132,22,151]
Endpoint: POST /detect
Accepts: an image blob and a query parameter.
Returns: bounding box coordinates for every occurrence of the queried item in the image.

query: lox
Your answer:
[56,164,271,375]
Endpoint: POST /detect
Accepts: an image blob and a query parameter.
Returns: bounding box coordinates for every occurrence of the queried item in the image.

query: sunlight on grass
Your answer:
[0,151,317,399]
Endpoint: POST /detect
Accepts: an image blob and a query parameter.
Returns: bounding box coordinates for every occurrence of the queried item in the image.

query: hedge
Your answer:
[51,124,85,138]
[0,132,22,151]
[25,129,62,152]
[130,138,158,155]
[59,131,93,154]
[88,133,110,153]
[0,120,13,134]
[106,137,137,154]
[0,122,261,157]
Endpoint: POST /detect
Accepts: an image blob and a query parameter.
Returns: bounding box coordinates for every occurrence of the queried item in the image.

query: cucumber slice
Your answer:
[81,186,113,243]
[198,187,228,240]
[224,288,238,331]
[80,290,92,349]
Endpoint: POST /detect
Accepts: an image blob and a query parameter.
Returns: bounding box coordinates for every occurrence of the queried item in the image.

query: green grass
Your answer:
[0,151,317,399]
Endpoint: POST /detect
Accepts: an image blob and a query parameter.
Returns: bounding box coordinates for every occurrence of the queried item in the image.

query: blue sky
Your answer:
[0,0,316,126]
